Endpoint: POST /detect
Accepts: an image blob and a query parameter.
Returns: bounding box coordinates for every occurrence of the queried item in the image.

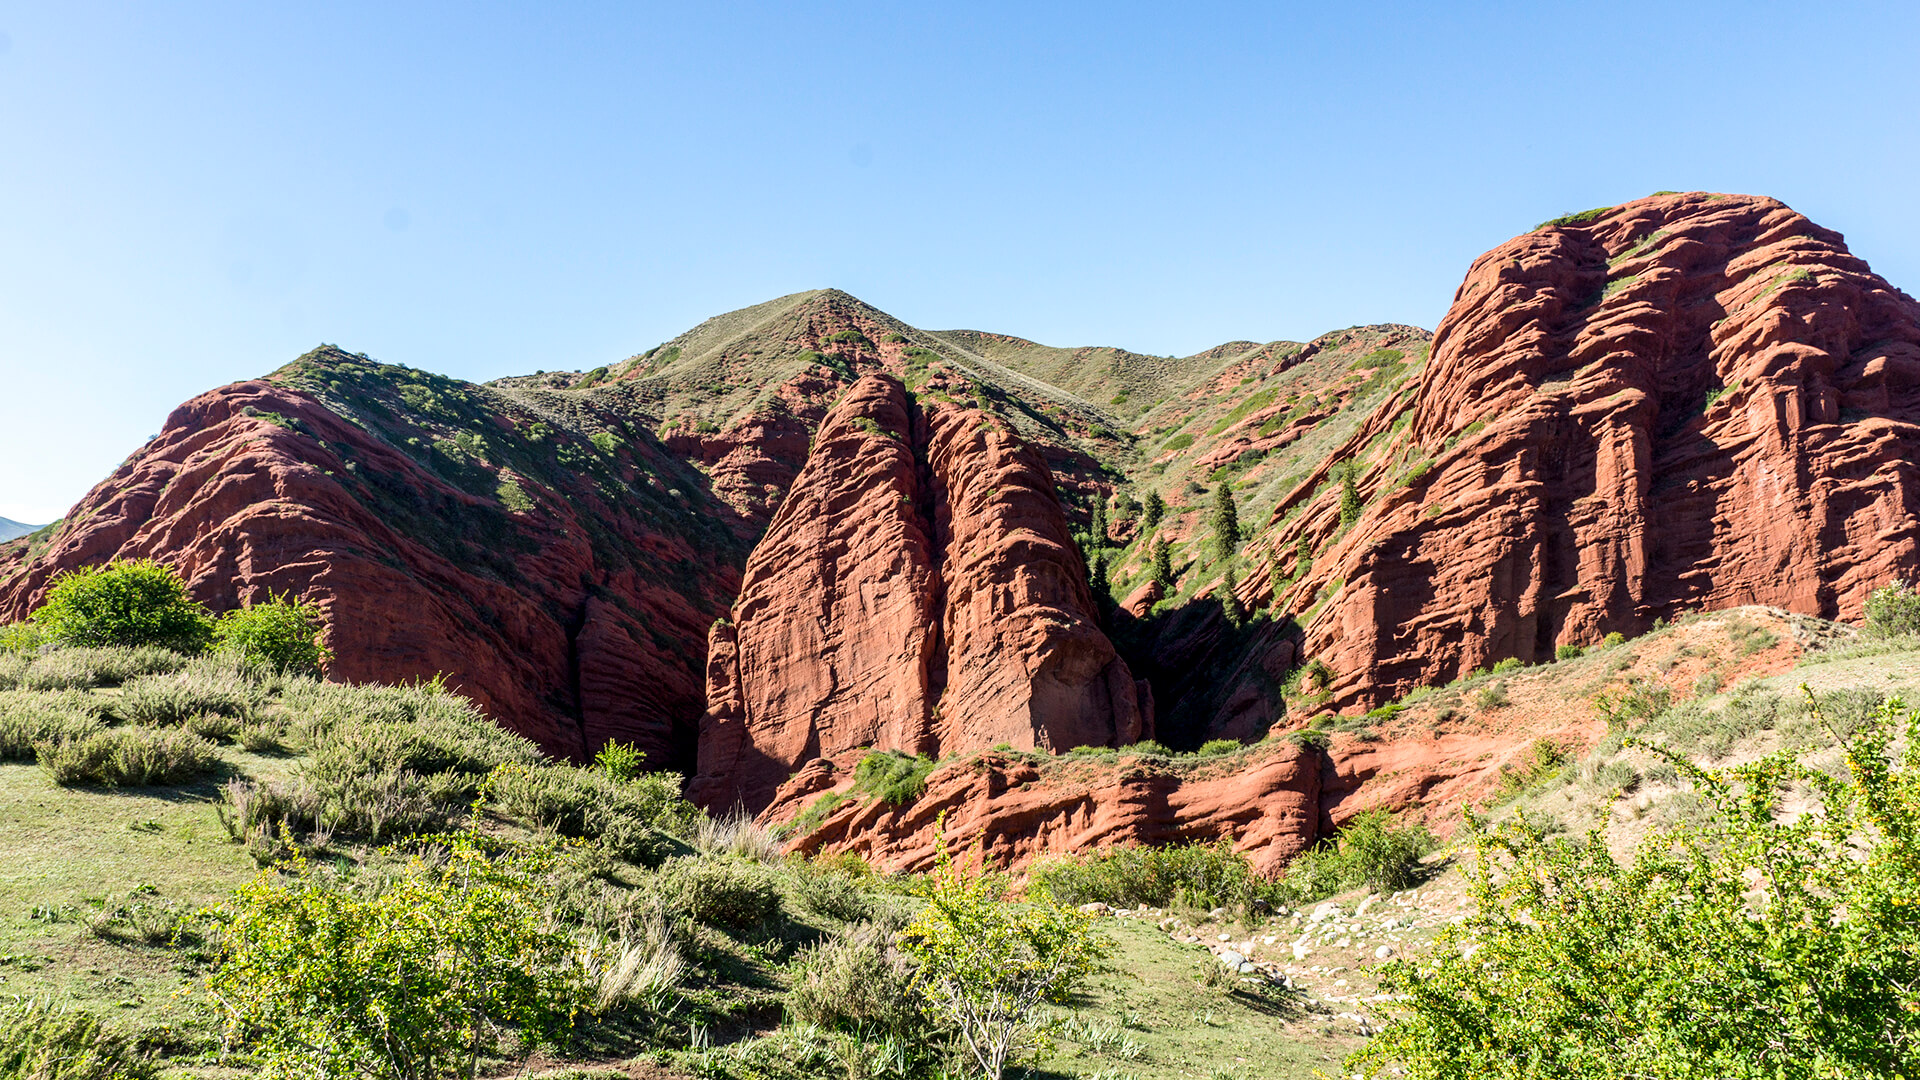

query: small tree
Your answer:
[32,560,213,652]
[1209,484,1240,561]
[897,839,1108,1080]
[1150,537,1174,590]
[1215,568,1243,626]
[1142,491,1165,532]
[206,824,588,1080]
[1089,499,1107,549]
[214,592,330,674]
[1339,465,1363,527]
[1353,690,1920,1079]
[1863,579,1920,637]
[1089,551,1109,598]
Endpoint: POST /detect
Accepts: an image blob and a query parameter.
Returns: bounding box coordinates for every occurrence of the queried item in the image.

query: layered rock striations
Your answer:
[0,352,746,765]
[692,373,1145,811]
[1248,192,1920,713]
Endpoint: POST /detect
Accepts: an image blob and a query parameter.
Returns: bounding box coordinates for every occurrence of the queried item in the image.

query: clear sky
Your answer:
[2,2,1916,525]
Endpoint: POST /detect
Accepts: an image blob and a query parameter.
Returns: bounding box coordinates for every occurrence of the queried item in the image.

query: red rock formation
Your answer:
[692,373,1145,811]
[1247,192,1920,712]
[769,741,1323,876]
[0,361,742,765]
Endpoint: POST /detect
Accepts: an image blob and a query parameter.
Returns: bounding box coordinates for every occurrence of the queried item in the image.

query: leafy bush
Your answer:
[786,918,925,1039]
[786,860,874,923]
[30,561,213,652]
[1555,643,1584,661]
[1195,738,1242,756]
[900,843,1107,1080]
[0,622,47,655]
[1601,630,1626,648]
[1863,578,1920,637]
[37,727,220,786]
[1273,809,1436,903]
[1354,696,1920,1078]
[592,739,646,781]
[1472,682,1509,709]
[0,997,153,1079]
[488,764,688,865]
[659,856,782,934]
[206,831,590,1080]
[852,750,938,805]
[213,593,329,674]
[1030,839,1266,912]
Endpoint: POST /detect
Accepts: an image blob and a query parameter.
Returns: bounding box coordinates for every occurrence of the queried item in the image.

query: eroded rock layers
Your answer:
[1245,192,1920,712]
[692,374,1145,811]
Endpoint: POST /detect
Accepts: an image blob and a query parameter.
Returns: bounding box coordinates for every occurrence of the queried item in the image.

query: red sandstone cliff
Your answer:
[0,357,743,766]
[691,373,1145,812]
[1221,192,1920,719]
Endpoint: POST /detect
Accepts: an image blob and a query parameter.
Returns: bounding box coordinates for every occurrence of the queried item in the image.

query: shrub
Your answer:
[487,765,686,866]
[118,671,257,727]
[899,842,1108,1080]
[213,593,329,674]
[690,810,783,862]
[0,997,154,1079]
[1601,631,1626,648]
[586,908,685,1016]
[0,697,107,760]
[1863,579,1920,637]
[1030,839,1264,912]
[1125,739,1173,757]
[13,646,185,691]
[1555,643,1585,661]
[30,561,213,652]
[852,750,938,805]
[592,739,647,781]
[1273,809,1437,904]
[1490,657,1524,674]
[37,727,220,786]
[786,919,925,1039]
[788,867,871,923]
[1353,695,1920,1078]
[1473,682,1509,710]
[659,856,782,934]
[1195,738,1242,756]
[0,622,48,655]
[205,830,590,1080]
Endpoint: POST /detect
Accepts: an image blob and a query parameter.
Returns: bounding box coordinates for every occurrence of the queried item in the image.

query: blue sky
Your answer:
[3,2,1916,524]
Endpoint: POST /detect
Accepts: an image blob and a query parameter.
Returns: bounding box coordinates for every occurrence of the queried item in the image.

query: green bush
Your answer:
[0,694,108,760]
[786,860,874,923]
[118,671,258,727]
[1863,579,1920,637]
[1195,738,1242,756]
[206,829,589,1080]
[213,593,329,674]
[8,646,185,691]
[1030,839,1266,912]
[900,844,1107,1080]
[1353,696,1920,1078]
[1272,809,1437,904]
[0,997,153,1079]
[1601,630,1626,648]
[659,856,782,934]
[37,727,220,787]
[488,764,689,865]
[1555,643,1585,661]
[785,919,925,1039]
[30,561,213,652]
[0,622,48,654]
[852,750,938,805]
[592,738,647,781]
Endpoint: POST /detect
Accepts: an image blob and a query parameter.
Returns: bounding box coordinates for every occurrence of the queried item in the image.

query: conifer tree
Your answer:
[1151,537,1173,590]
[1216,567,1243,626]
[1339,466,1362,527]
[1089,550,1109,597]
[1143,491,1165,532]
[1209,484,1240,561]
[1090,499,1108,548]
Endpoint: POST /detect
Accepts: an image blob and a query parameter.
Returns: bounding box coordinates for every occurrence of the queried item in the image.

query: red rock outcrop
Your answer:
[692,373,1146,811]
[1243,192,1920,713]
[0,355,744,765]
[768,741,1323,876]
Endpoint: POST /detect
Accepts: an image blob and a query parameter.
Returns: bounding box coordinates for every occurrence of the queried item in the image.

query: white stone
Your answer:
[1354,894,1378,918]
[1374,945,1395,959]
[1078,902,1110,915]
[1309,903,1340,923]
[1218,933,1232,942]
[1292,942,1313,960]
[1219,950,1247,968]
